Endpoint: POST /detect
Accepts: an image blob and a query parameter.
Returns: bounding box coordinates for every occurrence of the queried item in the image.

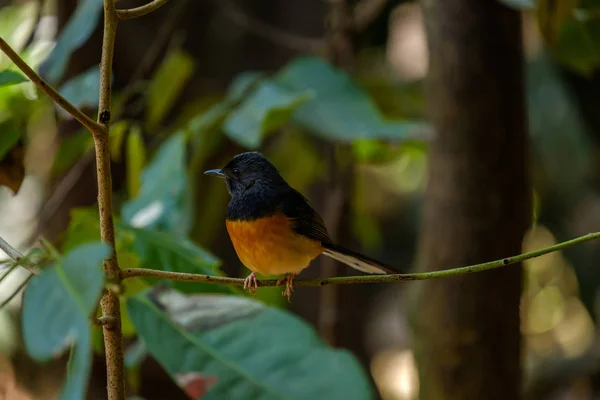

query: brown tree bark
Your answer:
[408,1,530,399]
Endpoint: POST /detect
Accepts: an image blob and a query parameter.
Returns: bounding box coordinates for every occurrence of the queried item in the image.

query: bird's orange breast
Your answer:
[226,213,323,276]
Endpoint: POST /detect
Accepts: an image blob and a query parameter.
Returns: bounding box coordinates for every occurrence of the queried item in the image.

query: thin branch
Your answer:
[0,236,40,275]
[219,0,325,53]
[96,1,125,399]
[0,37,104,135]
[121,231,600,286]
[0,274,34,310]
[116,0,170,20]
[353,0,390,33]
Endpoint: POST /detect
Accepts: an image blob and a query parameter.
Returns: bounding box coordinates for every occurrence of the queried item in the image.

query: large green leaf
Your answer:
[40,0,103,83]
[0,70,27,87]
[127,291,374,400]
[223,81,311,148]
[121,132,192,236]
[274,57,428,141]
[22,242,110,400]
[126,227,230,294]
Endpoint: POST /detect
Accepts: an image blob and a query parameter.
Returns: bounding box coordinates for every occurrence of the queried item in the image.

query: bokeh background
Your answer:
[1,0,600,399]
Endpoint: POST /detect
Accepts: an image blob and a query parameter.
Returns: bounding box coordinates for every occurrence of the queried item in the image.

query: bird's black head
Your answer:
[204,152,288,198]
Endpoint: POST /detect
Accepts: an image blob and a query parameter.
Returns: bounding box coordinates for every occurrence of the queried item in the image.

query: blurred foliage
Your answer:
[1,0,600,399]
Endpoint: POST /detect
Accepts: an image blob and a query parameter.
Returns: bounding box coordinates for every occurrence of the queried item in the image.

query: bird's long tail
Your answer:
[321,243,396,274]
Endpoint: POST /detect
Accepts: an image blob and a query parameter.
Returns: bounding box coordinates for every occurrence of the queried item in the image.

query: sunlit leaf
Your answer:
[0,122,21,160]
[122,132,192,236]
[40,0,103,83]
[128,291,374,400]
[22,242,110,400]
[146,50,195,130]
[0,122,24,194]
[0,3,38,53]
[0,70,27,87]
[126,126,146,198]
[223,81,311,148]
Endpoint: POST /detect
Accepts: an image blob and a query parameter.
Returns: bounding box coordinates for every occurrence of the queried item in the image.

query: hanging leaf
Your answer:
[0,70,27,87]
[126,126,146,198]
[121,132,191,236]
[146,50,195,130]
[128,291,374,400]
[39,0,103,83]
[22,242,110,400]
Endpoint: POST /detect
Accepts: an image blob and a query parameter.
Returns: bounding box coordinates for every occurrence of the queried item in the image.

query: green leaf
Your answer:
[223,81,311,148]
[62,208,101,252]
[146,50,195,130]
[125,227,229,294]
[58,66,101,112]
[110,121,129,162]
[121,133,191,236]
[0,70,27,87]
[51,130,94,177]
[128,292,374,400]
[40,0,103,83]
[126,126,146,198]
[0,122,21,160]
[274,57,428,141]
[22,242,110,400]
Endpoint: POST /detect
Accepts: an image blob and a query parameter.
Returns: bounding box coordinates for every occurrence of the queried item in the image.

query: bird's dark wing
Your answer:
[278,189,332,244]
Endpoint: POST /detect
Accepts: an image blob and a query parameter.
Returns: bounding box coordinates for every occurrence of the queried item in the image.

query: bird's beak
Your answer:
[204,169,225,178]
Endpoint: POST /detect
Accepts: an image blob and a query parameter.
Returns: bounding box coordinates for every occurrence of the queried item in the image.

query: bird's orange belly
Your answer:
[226,214,323,276]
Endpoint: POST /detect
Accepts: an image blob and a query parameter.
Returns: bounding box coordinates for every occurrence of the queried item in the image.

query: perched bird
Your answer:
[205,152,395,299]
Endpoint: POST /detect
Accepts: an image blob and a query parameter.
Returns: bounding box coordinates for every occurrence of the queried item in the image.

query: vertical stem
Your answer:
[96,0,125,398]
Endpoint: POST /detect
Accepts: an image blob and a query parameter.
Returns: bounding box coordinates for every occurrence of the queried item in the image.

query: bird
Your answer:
[204,151,396,300]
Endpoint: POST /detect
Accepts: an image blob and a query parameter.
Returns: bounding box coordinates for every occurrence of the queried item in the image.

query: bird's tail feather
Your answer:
[321,243,396,274]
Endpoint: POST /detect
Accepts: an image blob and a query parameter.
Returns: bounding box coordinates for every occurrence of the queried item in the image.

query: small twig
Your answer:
[0,37,104,135]
[96,1,126,399]
[219,0,325,53]
[0,273,34,310]
[116,0,170,20]
[120,231,600,286]
[0,236,40,275]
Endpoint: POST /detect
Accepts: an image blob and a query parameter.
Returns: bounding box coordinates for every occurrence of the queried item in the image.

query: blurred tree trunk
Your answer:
[408,0,530,399]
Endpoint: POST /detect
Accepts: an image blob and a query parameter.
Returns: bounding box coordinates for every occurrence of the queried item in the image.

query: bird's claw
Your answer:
[276,274,295,302]
[243,272,258,294]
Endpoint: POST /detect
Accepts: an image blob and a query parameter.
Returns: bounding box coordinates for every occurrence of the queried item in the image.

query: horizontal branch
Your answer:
[116,0,170,20]
[0,236,39,275]
[0,37,104,136]
[121,231,600,287]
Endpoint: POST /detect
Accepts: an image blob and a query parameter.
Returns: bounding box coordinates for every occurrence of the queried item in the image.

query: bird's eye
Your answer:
[232,168,240,177]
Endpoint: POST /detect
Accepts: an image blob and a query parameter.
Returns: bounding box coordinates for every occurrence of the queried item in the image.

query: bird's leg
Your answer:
[276,273,296,302]
[243,272,258,294]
